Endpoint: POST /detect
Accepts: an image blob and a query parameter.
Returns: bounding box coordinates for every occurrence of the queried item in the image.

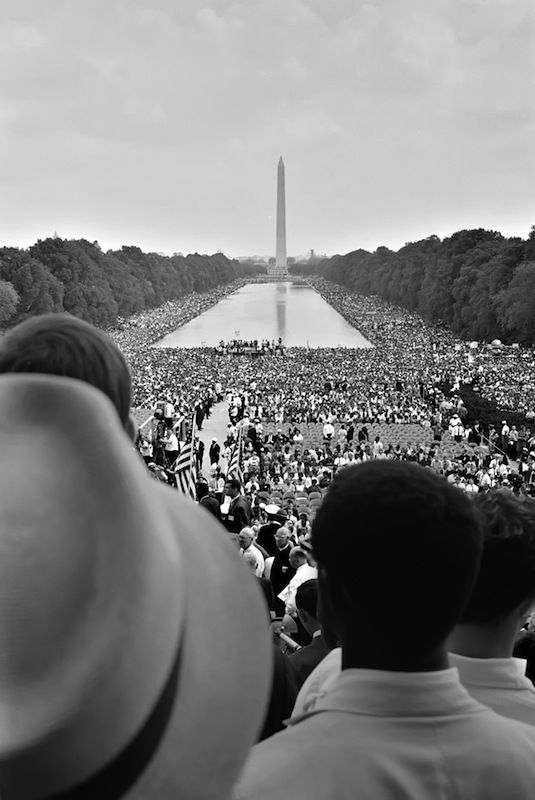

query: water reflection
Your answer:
[154,282,373,349]
[276,283,287,342]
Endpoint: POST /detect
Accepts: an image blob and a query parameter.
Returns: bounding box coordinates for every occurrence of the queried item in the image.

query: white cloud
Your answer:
[0,0,533,255]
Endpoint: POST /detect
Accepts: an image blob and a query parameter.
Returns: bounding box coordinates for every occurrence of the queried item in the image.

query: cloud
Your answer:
[0,0,533,255]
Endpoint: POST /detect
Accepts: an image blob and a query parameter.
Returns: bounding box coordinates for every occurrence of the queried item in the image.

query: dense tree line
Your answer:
[0,239,259,328]
[300,227,535,345]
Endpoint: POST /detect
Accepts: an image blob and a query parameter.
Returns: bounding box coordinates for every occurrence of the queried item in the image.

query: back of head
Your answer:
[312,461,482,654]
[196,480,209,501]
[295,579,319,620]
[0,313,132,428]
[461,490,535,625]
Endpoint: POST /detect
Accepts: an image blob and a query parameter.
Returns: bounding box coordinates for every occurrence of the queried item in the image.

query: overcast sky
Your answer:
[1,0,534,258]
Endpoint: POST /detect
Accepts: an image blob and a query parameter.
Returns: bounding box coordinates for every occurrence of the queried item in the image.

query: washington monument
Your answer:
[269,156,289,279]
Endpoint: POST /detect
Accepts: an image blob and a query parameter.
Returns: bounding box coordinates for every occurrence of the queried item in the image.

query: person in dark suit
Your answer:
[196,480,222,522]
[257,508,287,556]
[223,478,251,534]
[270,527,296,617]
[209,438,220,466]
[286,579,331,688]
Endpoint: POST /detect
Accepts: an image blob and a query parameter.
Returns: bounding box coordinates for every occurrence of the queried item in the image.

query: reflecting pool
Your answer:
[154,282,373,348]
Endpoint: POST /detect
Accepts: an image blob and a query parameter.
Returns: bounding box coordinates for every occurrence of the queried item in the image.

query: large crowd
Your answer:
[108,277,535,500]
[3,301,535,798]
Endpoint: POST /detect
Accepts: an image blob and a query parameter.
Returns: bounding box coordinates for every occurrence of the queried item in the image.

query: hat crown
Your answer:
[0,376,183,795]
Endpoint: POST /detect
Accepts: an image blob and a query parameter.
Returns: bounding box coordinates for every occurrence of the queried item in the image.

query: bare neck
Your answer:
[342,637,449,673]
[448,621,518,660]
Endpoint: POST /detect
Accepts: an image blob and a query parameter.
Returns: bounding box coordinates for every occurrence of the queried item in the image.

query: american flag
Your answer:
[174,416,197,500]
[227,424,243,484]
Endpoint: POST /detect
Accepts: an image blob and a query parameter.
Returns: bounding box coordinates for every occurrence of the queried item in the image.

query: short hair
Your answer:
[312,461,482,653]
[289,546,307,562]
[461,491,535,624]
[239,527,254,540]
[225,477,241,493]
[295,579,319,619]
[275,527,290,538]
[196,481,209,500]
[0,313,131,427]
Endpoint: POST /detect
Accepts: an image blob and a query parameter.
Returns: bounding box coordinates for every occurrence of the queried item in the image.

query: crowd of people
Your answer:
[215,338,285,356]
[109,276,535,425]
[3,306,535,798]
[107,277,535,500]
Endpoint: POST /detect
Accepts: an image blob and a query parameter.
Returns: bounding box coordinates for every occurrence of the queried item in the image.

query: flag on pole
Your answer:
[174,415,197,500]
[227,423,243,485]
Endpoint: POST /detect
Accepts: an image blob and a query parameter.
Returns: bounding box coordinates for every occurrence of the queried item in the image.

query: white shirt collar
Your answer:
[290,667,483,724]
[449,652,532,690]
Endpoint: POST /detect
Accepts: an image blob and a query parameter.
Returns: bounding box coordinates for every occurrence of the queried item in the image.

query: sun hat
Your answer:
[0,374,272,799]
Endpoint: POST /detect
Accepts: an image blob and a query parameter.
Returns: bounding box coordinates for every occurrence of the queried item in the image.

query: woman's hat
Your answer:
[0,375,272,799]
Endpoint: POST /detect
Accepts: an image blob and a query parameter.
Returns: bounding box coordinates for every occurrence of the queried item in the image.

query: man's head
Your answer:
[274,527,291,550]
[196,480,209,501]
[312,461,482,658]
[459,491,535,626]
[0,313,132,432]
[289,546,307,570]
[225,478,241,498]
[238,527,255,550]
[295,579,320,636]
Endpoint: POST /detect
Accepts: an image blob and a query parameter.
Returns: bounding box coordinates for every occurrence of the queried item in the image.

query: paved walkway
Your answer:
[197,400,231,478]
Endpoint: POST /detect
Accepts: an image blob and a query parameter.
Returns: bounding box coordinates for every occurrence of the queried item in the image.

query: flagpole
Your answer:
[189,411,197,497]
[238,422,243,491]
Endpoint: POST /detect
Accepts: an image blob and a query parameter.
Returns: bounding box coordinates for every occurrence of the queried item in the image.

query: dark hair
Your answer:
[0,314,132,428]
[295,579,319,619]
[225,477,241,493]
[461,491,535,624]
[312,461,482,653]
[196,481,209,501]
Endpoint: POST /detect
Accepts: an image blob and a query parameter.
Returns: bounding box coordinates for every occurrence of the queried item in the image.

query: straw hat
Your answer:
[0,375,272,799]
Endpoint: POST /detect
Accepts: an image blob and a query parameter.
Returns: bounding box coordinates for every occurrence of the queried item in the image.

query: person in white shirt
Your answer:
[449,490,535,725]
[238,527,265,578]
[464,477,479,494]
[322,421,334,441]
[372,436,384,458]
[163,398,175,426]
[235,461,535,800]
[163,428,179,468]
[277,548,317,616]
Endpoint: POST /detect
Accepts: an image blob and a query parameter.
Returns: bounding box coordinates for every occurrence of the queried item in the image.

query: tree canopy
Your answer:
[0,239,259,329]
[0,280,20,324]
[308,228,535,345]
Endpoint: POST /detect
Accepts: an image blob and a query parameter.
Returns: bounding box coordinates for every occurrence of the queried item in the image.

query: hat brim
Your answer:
[125,482,273,799]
